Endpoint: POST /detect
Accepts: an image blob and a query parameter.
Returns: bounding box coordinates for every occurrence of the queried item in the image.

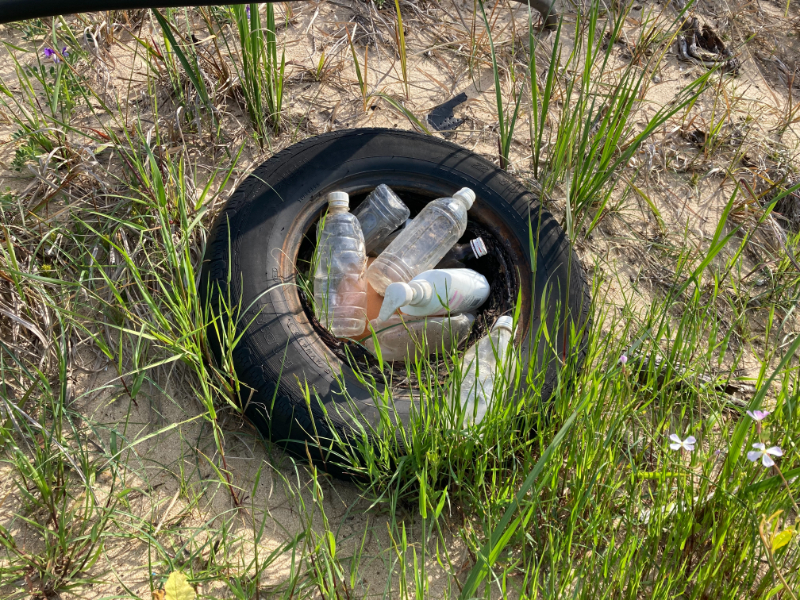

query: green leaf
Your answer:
[766,583,785,599]
[164,571,195,600]
[372,93,431,135]
[327,531,336,557]
[433,486,448,521]
[418,471,428,519]
[152,10,210,106]
[772,528,794,552]
[744,466,800,495]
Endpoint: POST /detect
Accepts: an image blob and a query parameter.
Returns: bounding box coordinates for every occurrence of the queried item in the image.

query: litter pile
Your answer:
[675,17,740,75]
[312,186,515,423]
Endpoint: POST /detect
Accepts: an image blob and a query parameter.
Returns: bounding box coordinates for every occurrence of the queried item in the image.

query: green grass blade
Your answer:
[152,9,210,106]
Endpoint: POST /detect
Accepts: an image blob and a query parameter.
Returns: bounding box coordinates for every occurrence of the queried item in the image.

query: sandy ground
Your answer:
[1,0,799,595]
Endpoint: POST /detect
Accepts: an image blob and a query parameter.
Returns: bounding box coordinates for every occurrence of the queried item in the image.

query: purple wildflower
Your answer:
[746,409,770,422]
[669,433,696,452]
[746,443,782,467]
[246,5,251,17]
[619,354,628,365]
[43,46,67,63]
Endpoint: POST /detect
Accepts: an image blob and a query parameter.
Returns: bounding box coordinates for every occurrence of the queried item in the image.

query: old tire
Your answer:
[199,128,591,472]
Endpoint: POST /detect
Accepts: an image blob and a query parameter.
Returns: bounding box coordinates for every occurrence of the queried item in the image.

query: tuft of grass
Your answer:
[228,3,286,142]
[373,92,432,134]
[479,0,522,170]
[153,9,212,108]
[527,2,710,240]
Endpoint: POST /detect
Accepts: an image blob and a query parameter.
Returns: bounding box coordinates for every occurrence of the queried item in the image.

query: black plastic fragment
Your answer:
[427,93,468,135]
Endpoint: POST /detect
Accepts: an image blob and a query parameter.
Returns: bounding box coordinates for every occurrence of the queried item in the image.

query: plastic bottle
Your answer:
[313,191,367,338]
[351,185,411,254]
[377,269,490,323]
[364,313,475,362]
[366,188,476,295]
[371,218,413,256]
[435,237,488,269]
[457,316,515,425]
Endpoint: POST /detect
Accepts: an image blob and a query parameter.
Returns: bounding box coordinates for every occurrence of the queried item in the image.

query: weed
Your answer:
[227,3,286,141]
[393,0,409,100]
[479,0,522,170]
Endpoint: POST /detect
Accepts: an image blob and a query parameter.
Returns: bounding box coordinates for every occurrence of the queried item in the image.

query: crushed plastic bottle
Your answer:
[435,237,488,269]
[313,191,367,338]
[364,313,475,362]
[351,184,411,255]
[377,268,490,323]
[366,188,476,295]
[457,316,515,425]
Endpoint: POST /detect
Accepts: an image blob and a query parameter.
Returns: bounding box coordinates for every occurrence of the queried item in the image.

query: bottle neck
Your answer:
[452,190,475,211]
[453,196,471,215]
[449,243,474,261]
[327,205,349,215]
[448,241,484,262]
[408,280,433,306]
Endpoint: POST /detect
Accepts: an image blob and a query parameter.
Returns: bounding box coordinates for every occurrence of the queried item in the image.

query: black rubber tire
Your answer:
[200,128,591,471]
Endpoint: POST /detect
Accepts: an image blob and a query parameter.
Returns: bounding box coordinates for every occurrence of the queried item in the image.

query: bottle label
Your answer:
[428,290,486,315]
[453,292,485,311]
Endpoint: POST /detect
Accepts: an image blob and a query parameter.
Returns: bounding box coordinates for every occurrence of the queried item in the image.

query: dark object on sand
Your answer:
[675,17,740,75]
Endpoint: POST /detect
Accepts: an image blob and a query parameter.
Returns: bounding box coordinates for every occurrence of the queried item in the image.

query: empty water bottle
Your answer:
[366,188,476,295]
[458,316,515,425]
[313,191,368,338]
[364,313,475,362]
[352,185,411,254]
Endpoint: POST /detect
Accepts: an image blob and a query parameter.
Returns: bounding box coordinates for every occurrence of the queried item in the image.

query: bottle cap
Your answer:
[327,191,349,209]
[453,188,476,209]
[378,282,414,323]
[493,316,513,332]
[470,237,488,258]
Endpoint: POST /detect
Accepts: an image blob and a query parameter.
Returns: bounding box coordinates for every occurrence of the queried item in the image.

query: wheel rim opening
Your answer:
[294,185,520,388]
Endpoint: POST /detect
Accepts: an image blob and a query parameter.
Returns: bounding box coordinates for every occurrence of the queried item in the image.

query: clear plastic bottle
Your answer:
[313,191,367,338]
[366,188,476,295]
[364,313,475,362]
[371,218,413,256]
[351,185,411,255]
[457,316,515,425]
[377,268,490,323]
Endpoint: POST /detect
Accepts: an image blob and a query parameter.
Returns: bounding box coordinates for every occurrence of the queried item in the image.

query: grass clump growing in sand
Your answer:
[1,1,800,598]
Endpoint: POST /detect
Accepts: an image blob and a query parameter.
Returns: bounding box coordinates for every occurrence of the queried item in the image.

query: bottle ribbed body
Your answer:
[313,206,367,338]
